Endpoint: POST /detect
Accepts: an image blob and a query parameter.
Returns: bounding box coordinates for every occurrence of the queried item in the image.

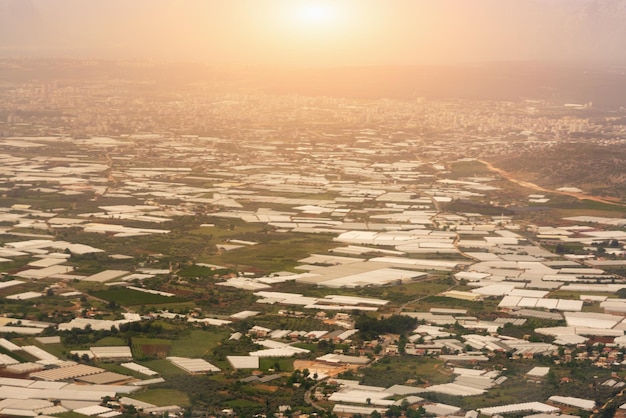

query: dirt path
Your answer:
[478,159,626,207]
[293,360,356,378]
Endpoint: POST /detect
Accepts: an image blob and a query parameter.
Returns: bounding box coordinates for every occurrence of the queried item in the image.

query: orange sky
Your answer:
[3,0,623,67]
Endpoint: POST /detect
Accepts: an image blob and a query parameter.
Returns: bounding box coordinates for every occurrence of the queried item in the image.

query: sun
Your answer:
[293,1,338,26]
[262,0,369,65]
[288,0,342,29]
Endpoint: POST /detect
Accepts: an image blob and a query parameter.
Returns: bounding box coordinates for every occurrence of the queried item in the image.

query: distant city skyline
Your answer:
[1,0,626,67]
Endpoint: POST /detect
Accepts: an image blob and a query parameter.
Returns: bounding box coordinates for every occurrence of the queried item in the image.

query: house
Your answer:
[249,325,271,338]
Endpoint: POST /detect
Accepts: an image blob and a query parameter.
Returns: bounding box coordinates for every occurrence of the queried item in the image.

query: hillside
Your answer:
[488,142,626,198]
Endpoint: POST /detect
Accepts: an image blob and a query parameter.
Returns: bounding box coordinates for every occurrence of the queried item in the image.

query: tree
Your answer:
[400,399,410,411]
[547,370,558,388]
[406,406,426,417]
[385,405,402,417]
[398,334,408,354]
[124,404,137,415]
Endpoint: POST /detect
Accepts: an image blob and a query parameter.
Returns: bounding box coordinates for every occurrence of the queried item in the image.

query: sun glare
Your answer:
[264,0,371,65]
[294,1,337,26]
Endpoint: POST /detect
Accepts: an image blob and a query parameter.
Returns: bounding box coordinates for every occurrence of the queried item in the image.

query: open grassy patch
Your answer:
[177,264,217,278]
[201,232,336,273]
[94,361,148,379]
[93,336,127,346]
[412,295,499,315]
[145,302,197,313]
[169,329,229,358]
[224,399,264,409]
[0,347,26,363]
[259,357,294,372]
[552,199,626,214]
[460,380,550,410]
[34,342,66,358]
[446,160,493,180]
[361,278,454,304]
[55,412,89,418]
[277,276,453,306]
[359,356,450,387]
[141,359,186,377]
[129,388,191,407]
[92,287,186,306]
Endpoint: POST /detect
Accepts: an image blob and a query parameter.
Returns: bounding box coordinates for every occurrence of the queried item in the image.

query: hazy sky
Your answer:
[1,0,624,67]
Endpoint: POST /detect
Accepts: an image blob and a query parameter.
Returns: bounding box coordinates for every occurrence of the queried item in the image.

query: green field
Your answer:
[169,329,230,358]
[460,375,554,410]
[359,356,450,387]
[224,399,264,408]
[276,276,454,306]
[141,359,187,377]
[550,198,626,214]
[92,288,185,306]
[411,295,500,315]
[131,337,172,359]
[94,361,149,380]
[201,232,337,273]
[33,342,66,358]
[129,388,191,407]
[93,336,127,346]
[445,160,493,179]
[55,412,90,418]
[259,357,294,372]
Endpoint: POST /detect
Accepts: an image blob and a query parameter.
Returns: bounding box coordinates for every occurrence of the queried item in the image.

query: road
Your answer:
[303,378,329,412]
[592,388,624,418]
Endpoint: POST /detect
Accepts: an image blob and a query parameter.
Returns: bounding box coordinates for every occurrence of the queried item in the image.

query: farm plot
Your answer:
[131,337,172,359]
[93,288,185,306]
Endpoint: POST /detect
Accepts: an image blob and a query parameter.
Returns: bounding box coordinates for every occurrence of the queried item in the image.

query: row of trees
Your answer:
[60,320,169,346]
[359,400,426,417]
